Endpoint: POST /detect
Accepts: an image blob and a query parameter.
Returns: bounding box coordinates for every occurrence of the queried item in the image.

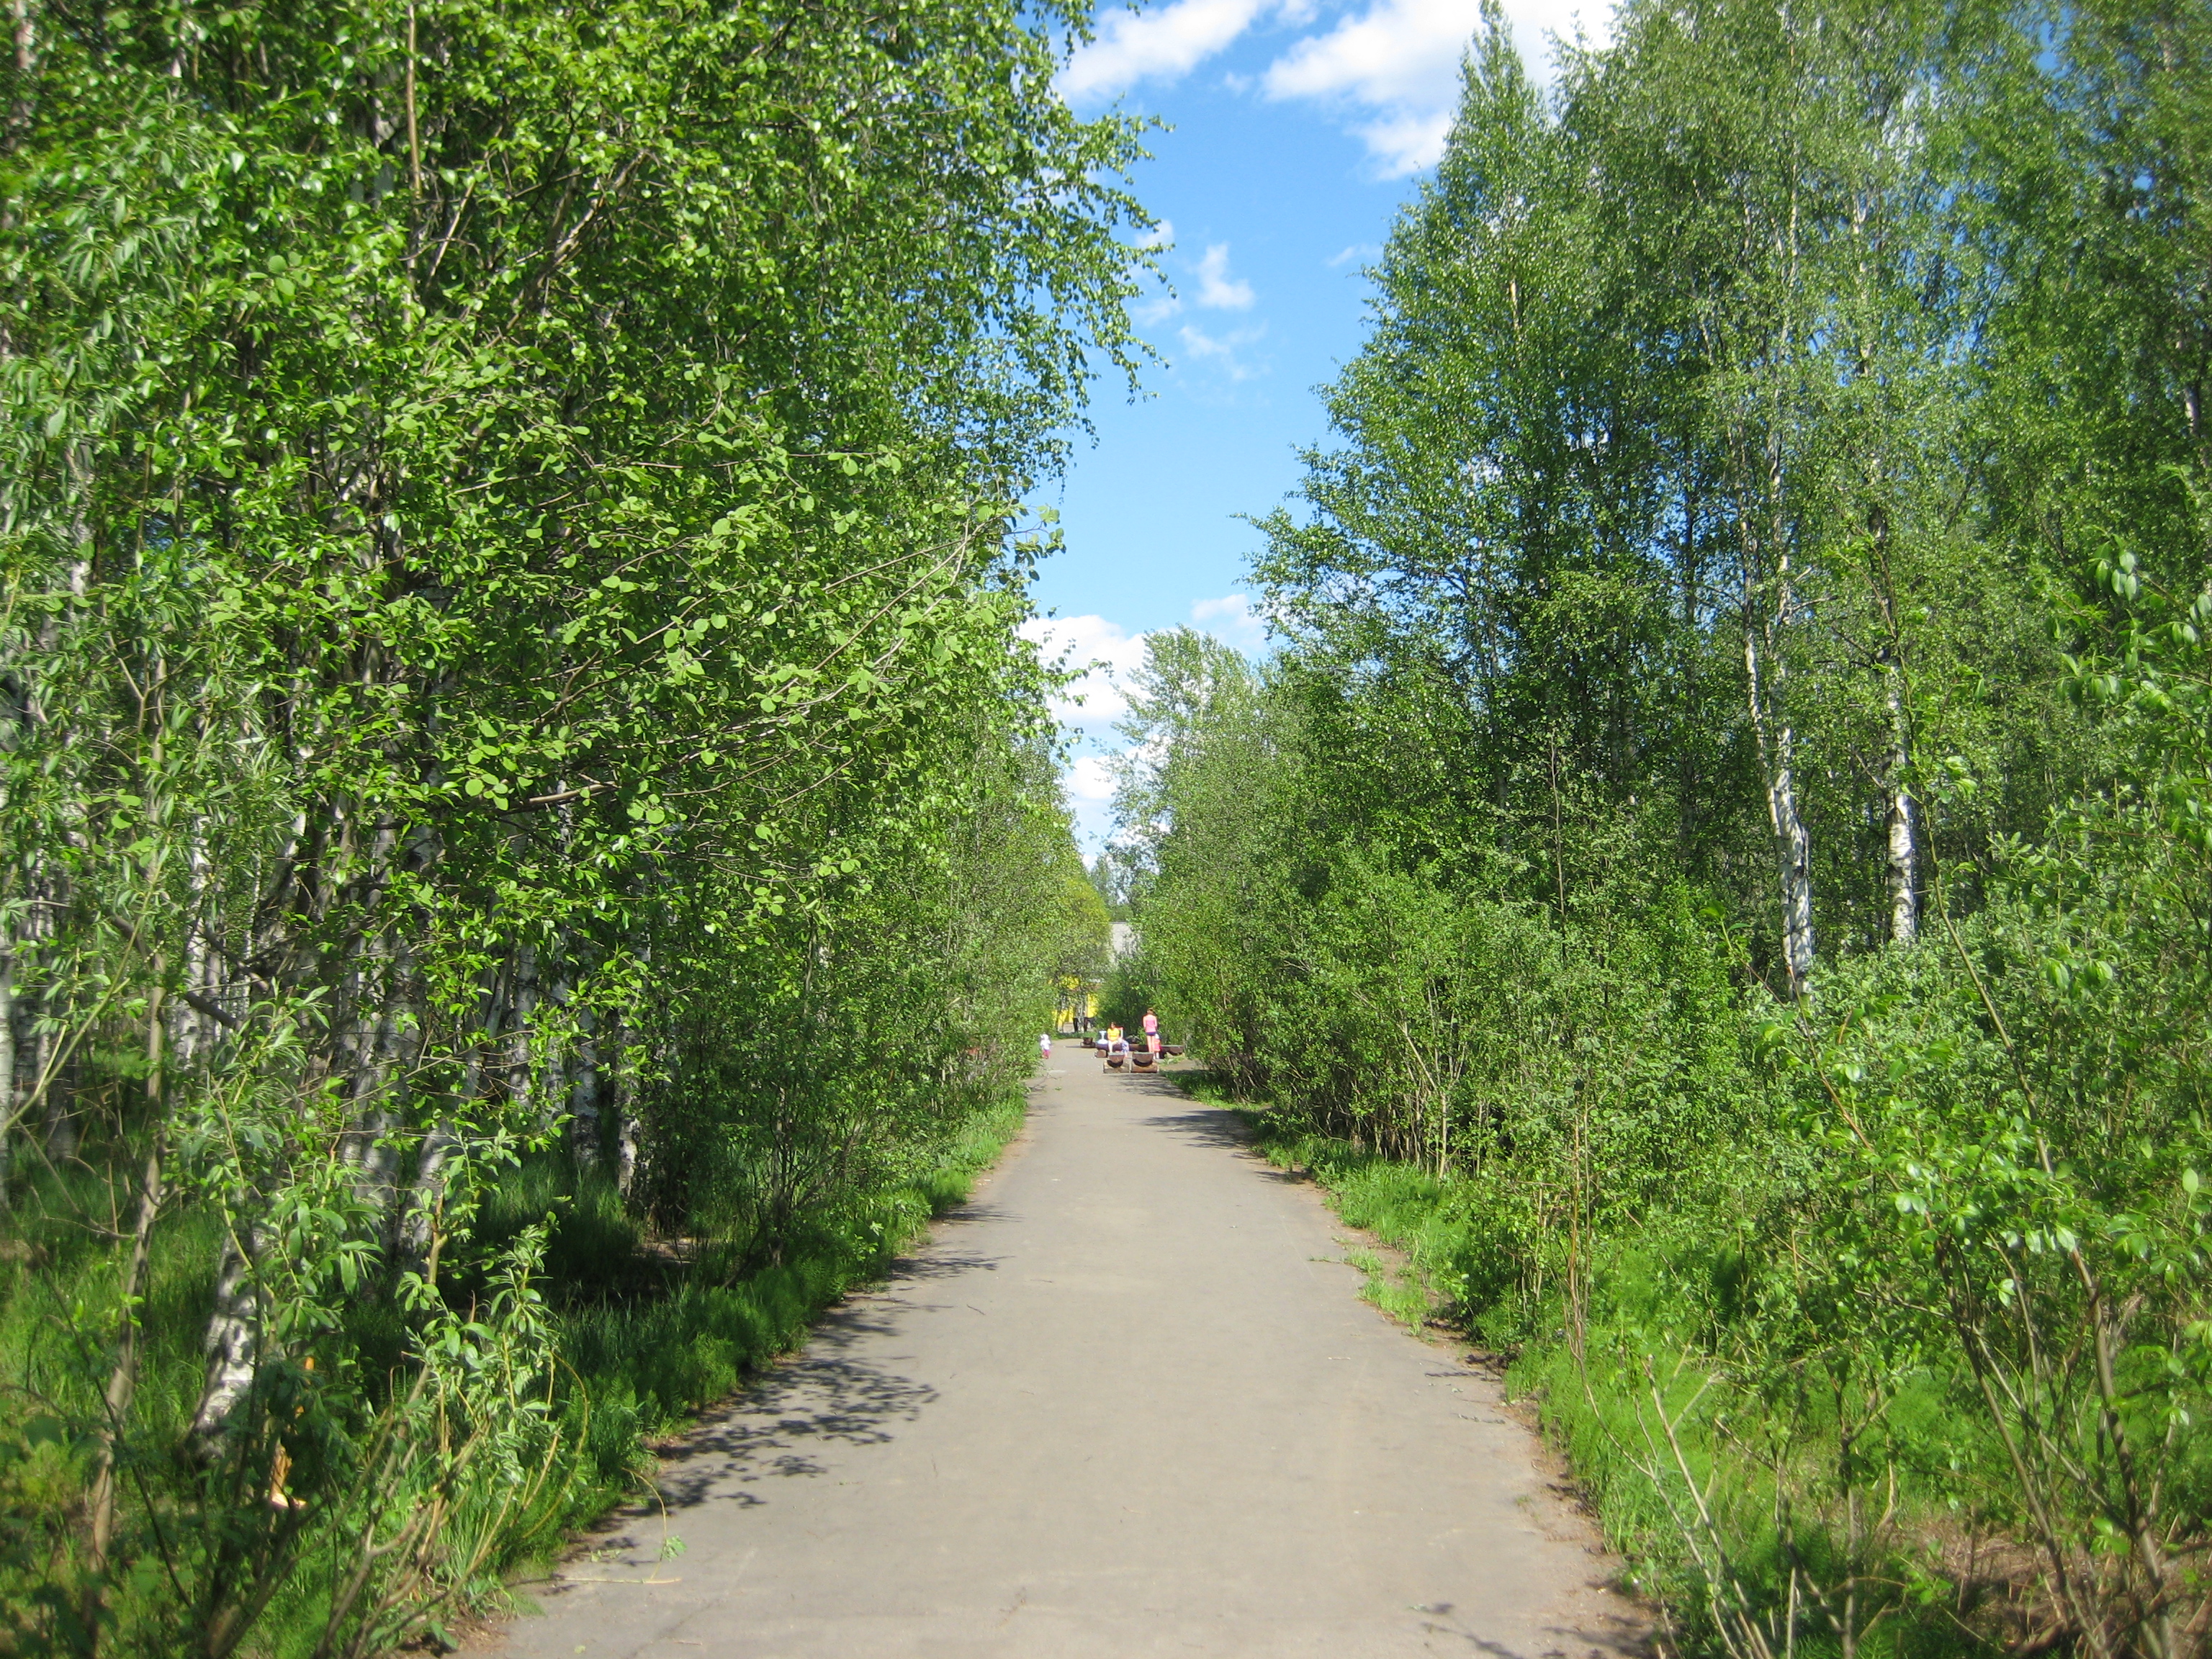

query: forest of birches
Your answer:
[1,0,2208,1655]
[0,0,1129,1650]
[1100,1,2212,1657]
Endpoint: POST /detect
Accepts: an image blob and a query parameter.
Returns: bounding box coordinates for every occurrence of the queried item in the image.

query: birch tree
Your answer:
[0,0,1151,1645]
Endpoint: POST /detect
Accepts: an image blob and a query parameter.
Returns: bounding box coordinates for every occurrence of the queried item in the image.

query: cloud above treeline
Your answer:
[1022,611,1151,733]
[1022,596,1272,845]
[1063,0,1610,174]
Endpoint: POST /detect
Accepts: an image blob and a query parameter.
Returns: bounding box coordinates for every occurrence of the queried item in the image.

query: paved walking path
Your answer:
[484,1061,1644,1658]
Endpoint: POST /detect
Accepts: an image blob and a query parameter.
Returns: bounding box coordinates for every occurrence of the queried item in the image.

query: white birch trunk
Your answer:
[336,816,419,1212]
[404,1120,459,1257]
[170,824,220,1068]
[400,961,499,1259]
[336,954,404,1213]
[189,1231,261,1448]
[568,1000,602,1168]
[1884,665,1919,943]
[507,941,539,1117]
[542,961,572,1135]
[615,1098,639,1197]
[1745,604,1815,997]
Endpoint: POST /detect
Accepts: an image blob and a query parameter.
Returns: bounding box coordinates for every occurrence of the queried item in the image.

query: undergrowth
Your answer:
[0,1089,1027,1655]
[547,1088,1027,1501]
[1179,1072,2010,1659]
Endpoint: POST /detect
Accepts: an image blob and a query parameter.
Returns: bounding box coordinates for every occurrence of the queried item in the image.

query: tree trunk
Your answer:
[171,825,222,1068]
[568,1000,602,1167]
[614,1108,639,1195]
[84,979,166,1645]
[40,1040,78,1161]
[1745,606,1815,997]
[84,1130,163,1640]
[1868,503,1918,946]
[507,940,539,1115]
[190,1231,262,1450]
[612,1017,640,1197]
[1884,663,1918,943]
[0,948,13,1208]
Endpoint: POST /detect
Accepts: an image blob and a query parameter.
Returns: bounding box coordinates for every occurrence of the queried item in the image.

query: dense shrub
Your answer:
[1125,3,2212,1655]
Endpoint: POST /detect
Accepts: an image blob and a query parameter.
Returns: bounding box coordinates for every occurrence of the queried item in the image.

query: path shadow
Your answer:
[1403,1607,1652,1659]
[1544,1609,1658,1659]
[872,1246,1002,1285]
[549,1227,1004,1578]
[611,1217,1010,1519]
[921,1197,1012,1229]
[1136,1092,1308,1185]
[1139,1105,1257,1153]
[649,1307,936,1511]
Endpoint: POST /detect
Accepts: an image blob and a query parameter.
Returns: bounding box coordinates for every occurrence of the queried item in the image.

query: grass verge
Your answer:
[521,1087,1030,1558]
[0,1089,1030,1656]
[1174,1071,2004,1659]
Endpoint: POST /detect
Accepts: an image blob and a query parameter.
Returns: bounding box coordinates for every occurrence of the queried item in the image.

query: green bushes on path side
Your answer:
[1,0,1143,1650]
[1110,7,2212,1656]
[1188,1074,2200,1659]
[554,1089,1030,1494]
[0,1089,1028,1658]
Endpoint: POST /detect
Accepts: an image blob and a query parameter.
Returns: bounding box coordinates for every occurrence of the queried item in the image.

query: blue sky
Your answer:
[1022,0,1605,847]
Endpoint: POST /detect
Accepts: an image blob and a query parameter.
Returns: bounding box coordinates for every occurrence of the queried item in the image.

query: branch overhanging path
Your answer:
[477,1061,1647,1658]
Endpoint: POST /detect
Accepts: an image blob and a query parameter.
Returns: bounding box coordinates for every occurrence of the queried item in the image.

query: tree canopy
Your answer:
[0,0,1146,1648]
[1124,1,2211,1653]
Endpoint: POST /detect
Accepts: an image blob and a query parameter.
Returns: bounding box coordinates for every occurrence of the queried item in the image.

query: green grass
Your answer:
[1172,1072,2000,1659]
[0,1089,1030,1656]
[548,1089,1028,1499]
[1340,1246,1431,1331]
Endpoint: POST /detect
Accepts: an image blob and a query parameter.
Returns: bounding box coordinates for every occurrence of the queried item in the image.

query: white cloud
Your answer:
[1065,0,1606,146]
[1061,0,1274,102]
[1263,0,1609,174]
[1328,241,1383,267]
[1133,240,1252,330]
[1064,743,1145,853]
[1065,752,1120,804]
[1020,613,1150,731]
[1064,0,1609,174]
[1194,243,1256,309]
[1178,321,1267,382]
[1191,593,1271,647]
[1137,217,1176,250]
[1353,107,1460,174]
[1264,0,1473,109]
[1259,0,1483,172]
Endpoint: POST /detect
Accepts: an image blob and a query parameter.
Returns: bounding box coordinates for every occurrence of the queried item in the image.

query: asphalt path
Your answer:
[481,1058,1645,1658]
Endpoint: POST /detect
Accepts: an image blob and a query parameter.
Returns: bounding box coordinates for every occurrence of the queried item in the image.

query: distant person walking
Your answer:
[1040,1032,1053,1065]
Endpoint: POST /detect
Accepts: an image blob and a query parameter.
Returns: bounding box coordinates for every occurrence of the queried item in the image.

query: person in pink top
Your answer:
[1142,1008,1160,1055]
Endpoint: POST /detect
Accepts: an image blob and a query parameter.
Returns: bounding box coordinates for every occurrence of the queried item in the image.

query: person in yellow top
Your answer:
[1102,1023,1128,1066]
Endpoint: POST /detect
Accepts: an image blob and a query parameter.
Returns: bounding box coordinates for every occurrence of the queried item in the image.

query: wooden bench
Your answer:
[1095,1040,1182,1071]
